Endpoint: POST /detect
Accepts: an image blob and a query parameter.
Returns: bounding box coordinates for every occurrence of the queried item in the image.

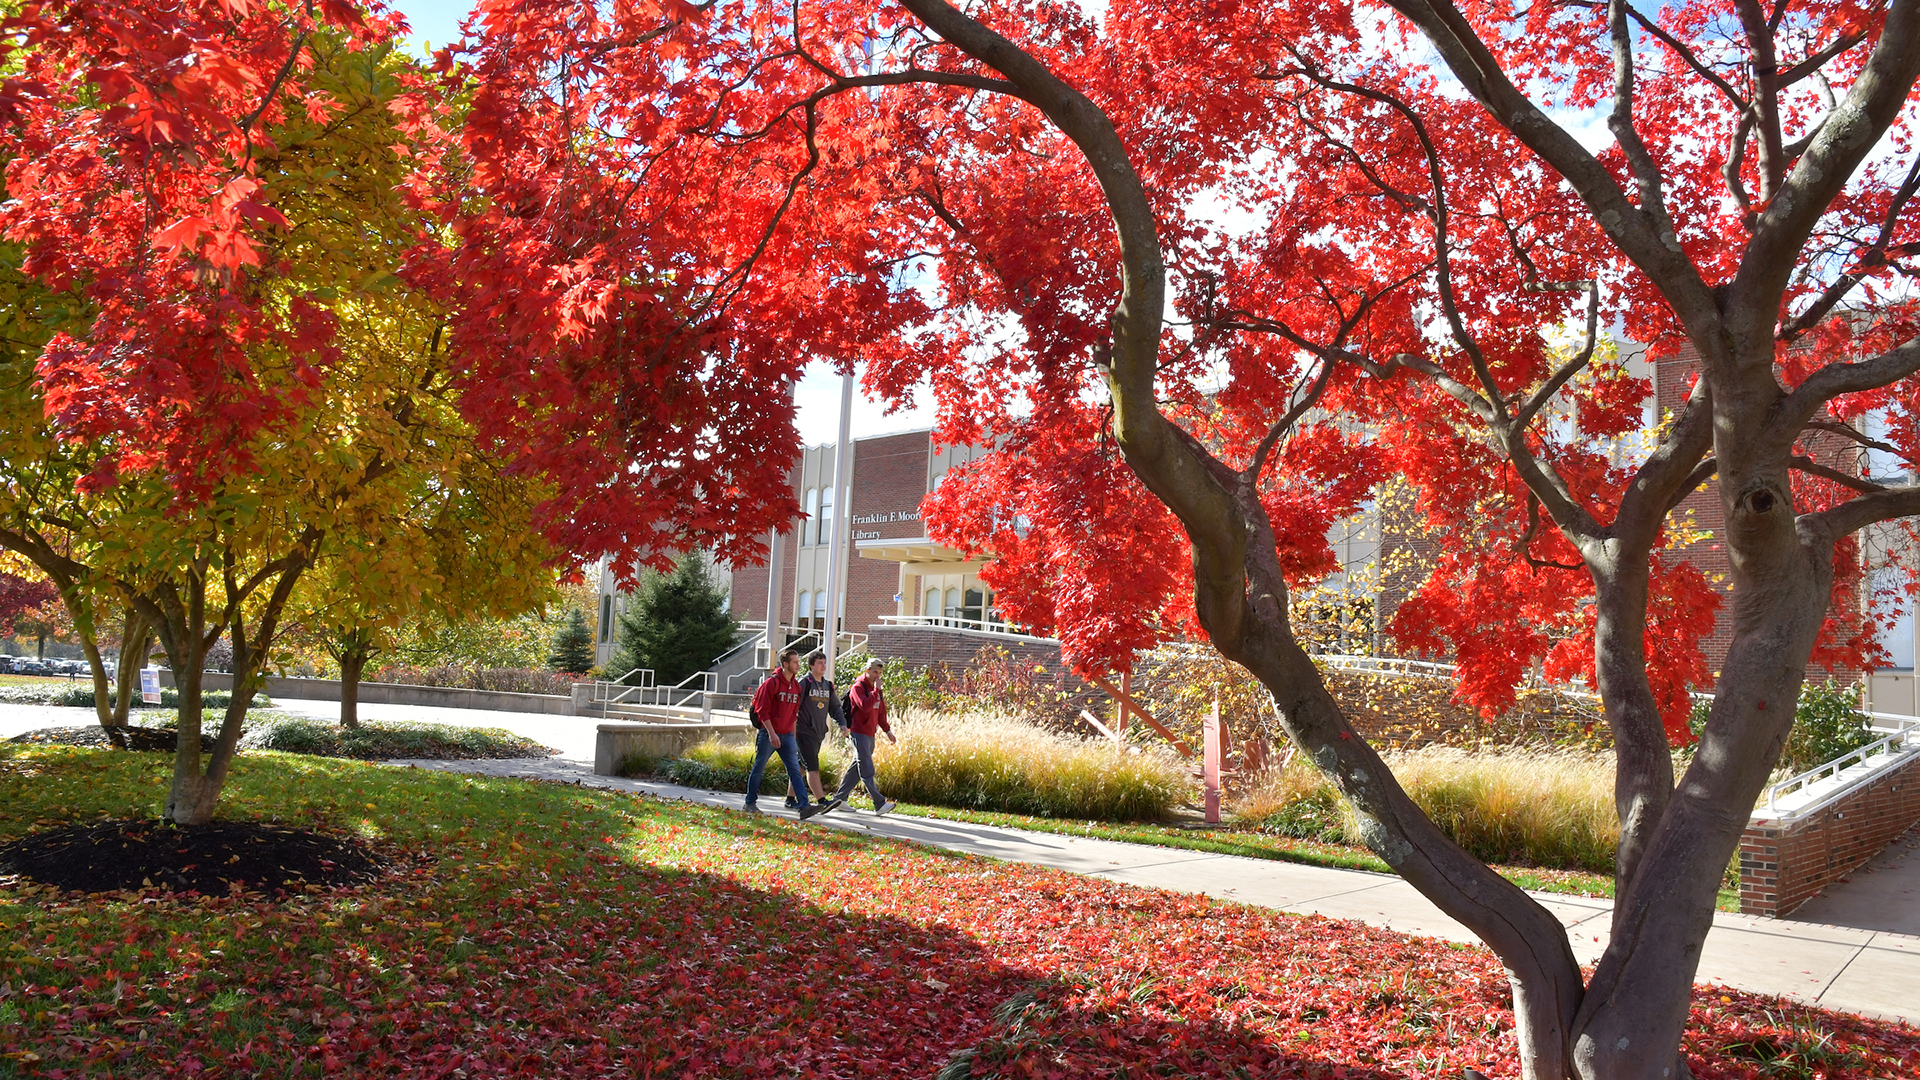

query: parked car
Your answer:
[12,659,50,676]
[0,656,16,674]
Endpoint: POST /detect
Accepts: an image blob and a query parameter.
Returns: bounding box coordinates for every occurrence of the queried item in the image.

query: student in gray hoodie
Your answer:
[787,651,842,807]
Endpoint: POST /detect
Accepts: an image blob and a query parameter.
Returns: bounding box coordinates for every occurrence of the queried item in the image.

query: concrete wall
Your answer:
[1740,752,1920,916]
[162,671,576,716]
[594,721,754,776]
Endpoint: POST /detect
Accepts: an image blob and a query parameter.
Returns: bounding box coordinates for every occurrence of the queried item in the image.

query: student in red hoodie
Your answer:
[824,657,896,815]
[746,648,821,819]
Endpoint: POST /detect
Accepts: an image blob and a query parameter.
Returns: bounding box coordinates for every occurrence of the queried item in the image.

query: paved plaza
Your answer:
[5,699,1917,1026]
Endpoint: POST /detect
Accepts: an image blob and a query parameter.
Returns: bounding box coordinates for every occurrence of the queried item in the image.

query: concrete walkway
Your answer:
[5,701,1917,1026]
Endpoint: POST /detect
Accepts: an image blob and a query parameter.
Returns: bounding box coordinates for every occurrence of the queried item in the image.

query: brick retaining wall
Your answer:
[1739,751,1920,917]
[864,624,1066,676]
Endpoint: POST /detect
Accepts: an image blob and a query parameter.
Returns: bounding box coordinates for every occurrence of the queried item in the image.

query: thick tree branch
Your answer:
[1774,334,1920,439]
[1735,0,1920,322]
[1807,484,1920,536]
[1607,0,1680,241]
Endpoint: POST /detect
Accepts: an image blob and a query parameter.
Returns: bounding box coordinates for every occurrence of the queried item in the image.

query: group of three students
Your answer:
[744,647,897,819]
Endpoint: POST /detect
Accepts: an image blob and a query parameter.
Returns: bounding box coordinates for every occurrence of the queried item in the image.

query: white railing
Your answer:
[589,668,715,710]
[874,614,1056,641]
[1762,717,1920,819]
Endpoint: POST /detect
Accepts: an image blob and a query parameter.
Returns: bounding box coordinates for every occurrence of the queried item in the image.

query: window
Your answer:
[963,588,986,624]
[925,587,940,618]
[818,484,835,548]
[1875,567,1915,671]
[943,587,959,620]
[804,488,820,546]
[1864,409,1912,483]
[600,595,613,642]
[796,590,813,627]
[814,589,829,630]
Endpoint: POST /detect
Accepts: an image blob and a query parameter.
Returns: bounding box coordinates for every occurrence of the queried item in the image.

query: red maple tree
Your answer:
[436,0,1920,1075]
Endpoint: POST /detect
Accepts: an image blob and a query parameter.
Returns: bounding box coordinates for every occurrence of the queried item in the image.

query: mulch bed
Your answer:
[7,725,214,753]
[0,818,386,895]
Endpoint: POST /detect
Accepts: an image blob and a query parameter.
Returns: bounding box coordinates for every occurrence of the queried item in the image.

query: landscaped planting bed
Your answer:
[2,744,1911,1078]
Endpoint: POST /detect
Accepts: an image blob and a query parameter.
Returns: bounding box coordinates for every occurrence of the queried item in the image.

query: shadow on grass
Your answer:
[0,745,1425,1079]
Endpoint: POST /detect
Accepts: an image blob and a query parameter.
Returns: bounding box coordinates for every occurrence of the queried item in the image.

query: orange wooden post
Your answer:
[1204,697,1222,824]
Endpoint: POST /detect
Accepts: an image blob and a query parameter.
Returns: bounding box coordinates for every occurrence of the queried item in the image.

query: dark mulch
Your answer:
[0,818,385,895]
[7,725,215,753]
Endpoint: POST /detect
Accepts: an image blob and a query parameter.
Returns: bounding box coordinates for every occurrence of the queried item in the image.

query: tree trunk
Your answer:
[339,643,368,729]
[165,659,213,825]
[114,613,153,727]
[78,628,126,751]
[1569,460,1828,1077]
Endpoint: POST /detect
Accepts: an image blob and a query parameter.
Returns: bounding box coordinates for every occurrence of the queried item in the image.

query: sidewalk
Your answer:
[6,701,1917,1025]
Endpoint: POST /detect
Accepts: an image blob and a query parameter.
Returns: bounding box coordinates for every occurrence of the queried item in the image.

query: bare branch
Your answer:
[1735,0,1920,318]
[1513,280,1599,430]
[1248,356,1336,481]
[1521,493,1587,570]
[1623,2,1748,113]
[1778,154,1920,340]
[1790,453,1886,492]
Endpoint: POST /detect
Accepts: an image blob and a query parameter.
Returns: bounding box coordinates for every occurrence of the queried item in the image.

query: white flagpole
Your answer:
[822,370,855,671]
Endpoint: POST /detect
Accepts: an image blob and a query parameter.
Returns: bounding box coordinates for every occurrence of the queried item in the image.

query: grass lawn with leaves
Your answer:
[1,745,1911,1079]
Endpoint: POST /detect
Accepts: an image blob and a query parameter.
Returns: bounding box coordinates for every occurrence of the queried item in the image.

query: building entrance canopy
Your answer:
[854,536,985,577]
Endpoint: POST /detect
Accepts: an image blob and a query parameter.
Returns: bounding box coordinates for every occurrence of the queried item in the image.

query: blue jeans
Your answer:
[745,728,813,811]
[832,731,885,806]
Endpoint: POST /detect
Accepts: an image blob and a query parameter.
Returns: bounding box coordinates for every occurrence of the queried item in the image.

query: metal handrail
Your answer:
[874,614,1054,640]
[1764,718,1920,813]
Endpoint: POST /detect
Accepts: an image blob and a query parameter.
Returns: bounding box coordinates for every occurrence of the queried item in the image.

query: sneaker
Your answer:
[821,797,846,814]
[798,804,822,821]
[744,803,762,814]
[784,796,798,808]
[876,800,897,815]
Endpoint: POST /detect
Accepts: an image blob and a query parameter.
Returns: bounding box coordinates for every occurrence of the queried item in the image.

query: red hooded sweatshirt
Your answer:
[846,674,891,737]
[750,670,803,736]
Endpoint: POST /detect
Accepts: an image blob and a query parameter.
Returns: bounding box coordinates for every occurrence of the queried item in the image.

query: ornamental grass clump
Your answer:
[873,711,1188,821]
[1235,746,1619,873]
[670,711,1188,820]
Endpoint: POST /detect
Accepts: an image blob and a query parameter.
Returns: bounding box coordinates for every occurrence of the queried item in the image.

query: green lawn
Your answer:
[0,744,1901,1078]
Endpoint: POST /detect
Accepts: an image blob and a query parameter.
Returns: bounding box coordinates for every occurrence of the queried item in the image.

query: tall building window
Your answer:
[925,587,940,618]
[804,488,820,546]
[814,589,828,630]
[796,590,813,629]
[943,587,959,620]
[819,485,835,548]
[1875,567,1915,671]
[600,595,613,642]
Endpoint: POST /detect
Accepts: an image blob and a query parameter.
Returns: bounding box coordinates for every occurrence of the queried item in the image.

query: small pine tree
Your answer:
[608,553,739,686]
[548,608,596,674]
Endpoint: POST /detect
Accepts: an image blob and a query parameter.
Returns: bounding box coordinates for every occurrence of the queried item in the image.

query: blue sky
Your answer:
[389,0,469,53]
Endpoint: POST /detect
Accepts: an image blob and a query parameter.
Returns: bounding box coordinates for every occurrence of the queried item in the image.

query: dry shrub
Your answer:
[1234,746,1619,873]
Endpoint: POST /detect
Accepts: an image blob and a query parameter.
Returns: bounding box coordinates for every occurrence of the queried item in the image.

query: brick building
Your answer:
[726,429,1003,638]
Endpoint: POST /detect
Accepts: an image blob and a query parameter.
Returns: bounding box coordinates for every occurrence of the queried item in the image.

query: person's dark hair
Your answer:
[780,647,802,662]
[807,650,826,666]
